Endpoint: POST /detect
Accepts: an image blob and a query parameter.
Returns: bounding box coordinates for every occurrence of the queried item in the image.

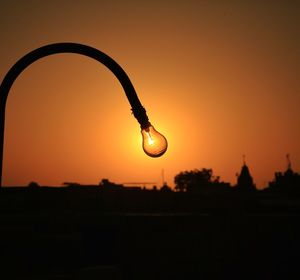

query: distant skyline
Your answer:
[1,0,299,189]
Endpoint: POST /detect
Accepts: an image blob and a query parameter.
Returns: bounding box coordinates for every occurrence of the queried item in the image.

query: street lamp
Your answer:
[0,42,168,187]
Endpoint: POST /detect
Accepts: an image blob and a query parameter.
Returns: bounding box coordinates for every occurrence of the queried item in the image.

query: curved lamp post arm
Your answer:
[0,42,152,188]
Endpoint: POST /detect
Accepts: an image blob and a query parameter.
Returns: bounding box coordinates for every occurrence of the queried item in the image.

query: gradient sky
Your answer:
[0,0,299,188]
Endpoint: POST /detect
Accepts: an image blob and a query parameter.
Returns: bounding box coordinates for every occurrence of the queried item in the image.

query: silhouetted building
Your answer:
[99,179,143,191]
[63,182,82,188]
[99,179,123,190]
[236,160,256,191]
[268,155,300,195]
[124,186,143,191]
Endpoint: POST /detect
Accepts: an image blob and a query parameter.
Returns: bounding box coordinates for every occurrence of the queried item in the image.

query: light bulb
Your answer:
[141,125,168,157]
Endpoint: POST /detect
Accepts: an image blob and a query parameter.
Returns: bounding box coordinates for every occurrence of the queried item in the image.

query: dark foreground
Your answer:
[0,187,300,280]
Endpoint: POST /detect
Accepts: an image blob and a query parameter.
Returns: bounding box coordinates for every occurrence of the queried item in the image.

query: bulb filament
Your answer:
[146,132,155,145]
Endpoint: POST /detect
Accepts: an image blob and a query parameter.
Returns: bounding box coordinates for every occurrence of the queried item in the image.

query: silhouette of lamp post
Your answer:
[0,43,168,187]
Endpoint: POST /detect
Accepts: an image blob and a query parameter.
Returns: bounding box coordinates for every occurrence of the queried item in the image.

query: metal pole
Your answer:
[0,43,150,188]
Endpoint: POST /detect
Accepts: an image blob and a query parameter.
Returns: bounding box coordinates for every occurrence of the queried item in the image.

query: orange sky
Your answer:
[0,0,299,189]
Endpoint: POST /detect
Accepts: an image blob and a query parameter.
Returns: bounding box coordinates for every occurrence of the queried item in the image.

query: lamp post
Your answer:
[0,42,167,188]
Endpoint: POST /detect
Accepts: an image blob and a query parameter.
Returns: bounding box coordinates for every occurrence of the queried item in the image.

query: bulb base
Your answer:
[131,106,150,129]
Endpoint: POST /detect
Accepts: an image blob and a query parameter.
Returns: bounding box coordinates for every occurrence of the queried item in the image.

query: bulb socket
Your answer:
[132,106,151,129]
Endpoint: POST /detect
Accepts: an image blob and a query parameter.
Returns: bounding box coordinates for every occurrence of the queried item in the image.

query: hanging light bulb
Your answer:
[141,124,168,157]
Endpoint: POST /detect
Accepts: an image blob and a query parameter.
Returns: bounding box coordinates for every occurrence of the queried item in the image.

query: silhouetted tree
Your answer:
[27,181,40,188]
[160,183,172,192]
[174,168,220,192]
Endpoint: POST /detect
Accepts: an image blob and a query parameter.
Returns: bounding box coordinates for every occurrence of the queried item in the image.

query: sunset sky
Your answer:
[0,0,299,189]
